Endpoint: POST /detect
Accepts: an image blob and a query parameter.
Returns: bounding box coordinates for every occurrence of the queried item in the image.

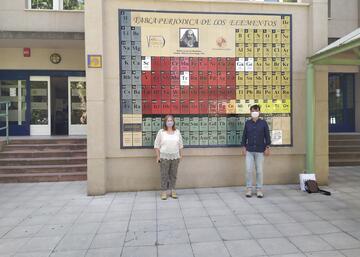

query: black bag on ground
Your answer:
[305,180,331,196]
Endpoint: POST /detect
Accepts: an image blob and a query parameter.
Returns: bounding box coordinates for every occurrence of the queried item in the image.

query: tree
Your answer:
[64,0,84,10]
[31,0,53,9]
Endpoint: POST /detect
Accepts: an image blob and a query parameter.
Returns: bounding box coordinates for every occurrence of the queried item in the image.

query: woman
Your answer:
[154,115,183,200]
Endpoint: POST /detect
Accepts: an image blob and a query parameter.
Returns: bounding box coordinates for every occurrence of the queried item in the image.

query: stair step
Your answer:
[0,172,87,183]
[0,137,87,182]
[0,157,86,166]
[330,159,360,166]
[329,134,360,140]
[329,146,360,152]
[0,150,86,158]
[3,144,87,151]
[8,138,86,145]
[329,152,360,159]
[0,164,87,174]
[329,139,360,146]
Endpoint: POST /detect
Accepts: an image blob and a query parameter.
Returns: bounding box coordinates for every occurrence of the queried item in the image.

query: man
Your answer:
[180,29,198,48]
[241,105,271,198]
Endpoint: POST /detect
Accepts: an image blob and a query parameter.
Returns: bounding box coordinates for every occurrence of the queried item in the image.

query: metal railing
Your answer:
[0,101,10,144]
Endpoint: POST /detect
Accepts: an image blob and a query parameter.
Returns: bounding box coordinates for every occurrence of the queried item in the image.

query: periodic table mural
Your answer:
[119,10,292,148]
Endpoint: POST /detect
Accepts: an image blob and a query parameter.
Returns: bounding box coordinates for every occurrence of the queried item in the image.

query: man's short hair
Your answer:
[250,104,261,111]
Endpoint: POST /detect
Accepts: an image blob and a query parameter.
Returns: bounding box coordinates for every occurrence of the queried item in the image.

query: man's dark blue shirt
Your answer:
[241,118,271,152]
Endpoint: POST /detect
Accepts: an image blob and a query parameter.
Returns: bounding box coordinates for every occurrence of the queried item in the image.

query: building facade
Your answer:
[328,0,360,133]
[0,0,86,136]
[0,0,357,195]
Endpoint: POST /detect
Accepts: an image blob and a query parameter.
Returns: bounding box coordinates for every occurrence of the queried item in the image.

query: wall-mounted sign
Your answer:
[23,48,31,57]
[9,88,17,97]
[50,53,61,64]
[119,10,292,148]
[87,55,102,68]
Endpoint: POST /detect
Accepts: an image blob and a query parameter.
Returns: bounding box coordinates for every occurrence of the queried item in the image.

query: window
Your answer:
[31,0,53,9]
[328,0,331,18]
[63,0,84,10]
[329,73,355,132]
[70,80,87,125]
[0,80,27,123]
[252,0,299,2]
[328,38,339,45]
[30,81,49,125]
[29,0,84,10]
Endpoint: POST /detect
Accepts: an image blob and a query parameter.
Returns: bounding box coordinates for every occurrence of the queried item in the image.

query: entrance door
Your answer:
[30,76,51,135]
[51,77,68,135]
[329,73,355,132]
[0,80,27,135]
[68,77,87,135]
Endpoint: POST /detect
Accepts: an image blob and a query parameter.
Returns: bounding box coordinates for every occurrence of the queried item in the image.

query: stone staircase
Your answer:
[329,133,360,166]
[0,138,87,182]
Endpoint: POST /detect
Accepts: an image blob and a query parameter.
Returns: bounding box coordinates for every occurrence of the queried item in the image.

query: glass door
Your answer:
[30,76,51,135]
[329,73,355,132]
[68,77,87,135]
[0,80,27,135]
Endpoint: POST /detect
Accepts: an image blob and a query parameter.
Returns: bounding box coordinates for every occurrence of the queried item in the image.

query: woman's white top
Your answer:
[154,129,184,160]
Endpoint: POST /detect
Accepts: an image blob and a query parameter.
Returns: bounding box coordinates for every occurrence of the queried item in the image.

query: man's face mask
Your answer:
[251,111,260,118]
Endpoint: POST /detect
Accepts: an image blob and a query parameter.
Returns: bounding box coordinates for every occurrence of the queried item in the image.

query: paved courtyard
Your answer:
[0,167,360,257]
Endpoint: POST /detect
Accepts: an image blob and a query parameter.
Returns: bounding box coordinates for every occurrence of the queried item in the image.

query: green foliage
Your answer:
[31,0,53,9]
[31,0,84,10]
[64,0,84,10]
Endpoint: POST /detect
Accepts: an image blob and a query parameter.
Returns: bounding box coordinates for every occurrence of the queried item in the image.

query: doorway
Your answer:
[30,76,51,136]
[51,77,68,135]
[329,73,355,132]
[28,74,86,136]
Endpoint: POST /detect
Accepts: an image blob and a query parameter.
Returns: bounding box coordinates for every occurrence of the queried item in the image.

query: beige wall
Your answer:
[302,0,329,183]
[327,0,359,133]
[0,48,85,70]
[86,0,329,195]
[328,0,358,39]
[0,0,84,32]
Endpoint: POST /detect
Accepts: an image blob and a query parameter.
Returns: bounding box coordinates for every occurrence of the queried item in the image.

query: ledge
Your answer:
[0,31,84,40]
[143,0,309,7]
[24,9,84,13]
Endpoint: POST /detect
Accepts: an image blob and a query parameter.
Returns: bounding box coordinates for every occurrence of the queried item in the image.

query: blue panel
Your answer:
[120,10,131,27]
[121,55,132,70]
[122,99,133,114]
[121,85,132,100]
[132,85,142,100]
[120,26,131,41]
[131,27,141,42]
[131,70,141,85]
[131,56,142,71]
[131,41,141,56]
[132,100,142,114]
[121,41,131,56]
[121,70,132,85]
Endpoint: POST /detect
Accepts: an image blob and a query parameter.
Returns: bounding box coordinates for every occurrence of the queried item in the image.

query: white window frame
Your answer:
[249,0,300,2]
[28,0,82,10]
[54,0,61,10]
[28,0,58,10]
[30,76,51,136]
[68,77,87,135]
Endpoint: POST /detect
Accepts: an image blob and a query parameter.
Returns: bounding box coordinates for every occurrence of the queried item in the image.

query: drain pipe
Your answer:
[306,61,315,173]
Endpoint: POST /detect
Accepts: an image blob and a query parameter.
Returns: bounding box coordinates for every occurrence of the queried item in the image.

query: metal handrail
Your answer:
[0,101,10,144]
